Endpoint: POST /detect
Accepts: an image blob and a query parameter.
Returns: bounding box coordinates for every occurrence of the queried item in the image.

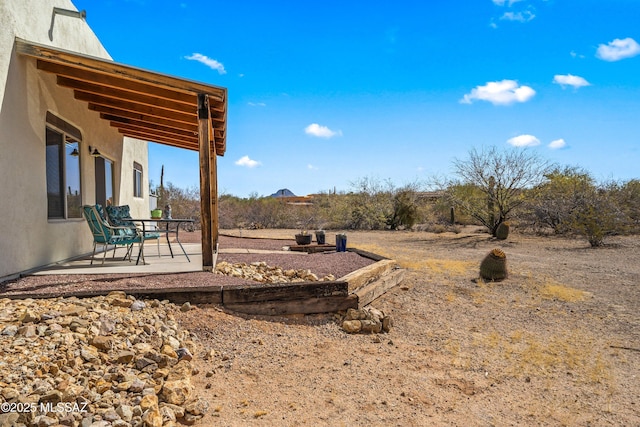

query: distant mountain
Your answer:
[270,188,296,198]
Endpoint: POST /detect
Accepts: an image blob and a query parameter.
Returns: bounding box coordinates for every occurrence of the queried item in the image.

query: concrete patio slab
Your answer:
[32,243,204,275]
[29,244,305,276]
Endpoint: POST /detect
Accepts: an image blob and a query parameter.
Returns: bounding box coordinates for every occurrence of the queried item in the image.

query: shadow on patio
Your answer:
[32,243,204,275]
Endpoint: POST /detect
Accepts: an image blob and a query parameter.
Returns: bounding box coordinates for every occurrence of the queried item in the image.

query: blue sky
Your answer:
[72,0,640,197]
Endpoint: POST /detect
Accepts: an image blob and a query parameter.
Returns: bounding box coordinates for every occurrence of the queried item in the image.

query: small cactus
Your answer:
[495,222,510,240]
[479,248,508,281]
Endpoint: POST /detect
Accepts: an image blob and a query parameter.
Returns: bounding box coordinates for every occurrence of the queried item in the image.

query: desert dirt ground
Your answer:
[178,227,639,426]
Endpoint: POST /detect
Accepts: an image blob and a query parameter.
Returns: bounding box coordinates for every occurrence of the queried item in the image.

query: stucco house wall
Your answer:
[0,0,150,280]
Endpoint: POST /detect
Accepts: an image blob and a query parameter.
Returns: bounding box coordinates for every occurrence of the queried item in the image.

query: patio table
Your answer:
[131,218,195,263]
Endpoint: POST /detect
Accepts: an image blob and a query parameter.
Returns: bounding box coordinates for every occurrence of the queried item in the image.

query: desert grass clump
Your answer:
[540,280,591,302]
[479,248,508,281]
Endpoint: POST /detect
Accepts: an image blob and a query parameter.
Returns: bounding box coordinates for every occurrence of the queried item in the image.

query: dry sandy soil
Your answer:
[3,228,638,426]
[177,228,639,426]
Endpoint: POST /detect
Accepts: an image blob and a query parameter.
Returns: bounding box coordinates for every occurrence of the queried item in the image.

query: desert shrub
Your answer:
[428,194,476,226]
[386,188,420,230]
[415,223,462,234]
[568,184,625,247]
[218,193,300,229]
[159,182,201,227]
[347,177,394,230]
[609,179,640,234]
[523,168,627,246]
[523,166,594,234]
[310,192,352,229]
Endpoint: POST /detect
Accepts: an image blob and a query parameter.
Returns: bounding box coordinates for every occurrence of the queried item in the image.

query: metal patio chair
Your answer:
[106,204,160,258]
[82,205,159,265]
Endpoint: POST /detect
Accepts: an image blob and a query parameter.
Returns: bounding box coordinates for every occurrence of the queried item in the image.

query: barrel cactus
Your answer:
[495,222,510,240]
[479,248,508,281]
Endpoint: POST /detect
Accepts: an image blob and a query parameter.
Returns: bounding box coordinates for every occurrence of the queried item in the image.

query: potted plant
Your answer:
[295,230,312,245]
[315,230,326,245]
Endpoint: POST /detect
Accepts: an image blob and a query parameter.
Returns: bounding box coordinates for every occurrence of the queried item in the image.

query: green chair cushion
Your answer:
[106,205,136,228]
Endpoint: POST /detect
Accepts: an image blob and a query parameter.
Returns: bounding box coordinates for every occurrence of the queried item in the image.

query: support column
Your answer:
[198,93,217,270]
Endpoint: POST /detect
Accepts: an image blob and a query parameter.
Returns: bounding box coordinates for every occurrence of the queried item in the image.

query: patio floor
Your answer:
[31,243,301,276]
[31,243,204,275]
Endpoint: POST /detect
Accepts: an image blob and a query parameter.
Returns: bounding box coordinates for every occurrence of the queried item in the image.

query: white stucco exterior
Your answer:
[0,0,151,280]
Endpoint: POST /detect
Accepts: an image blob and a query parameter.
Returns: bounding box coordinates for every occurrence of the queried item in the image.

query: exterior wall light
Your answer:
[88,146,101,157]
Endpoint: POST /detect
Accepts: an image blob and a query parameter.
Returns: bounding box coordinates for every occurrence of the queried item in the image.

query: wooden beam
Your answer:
[75,91,196,124]
[210,134,219,263]
[115,128,199,149]
[198,94,214,270]
[224,295,358,316]
[17,38,227,156]
[338,259,398,292]
[355,269,406,308]
[101,114,198,138]
[92,106,198,133]
[118,129,199,149]
[109,120,199,142]
[17,38,225,102]
[222,281,349,304]
[40,61,198,105]
[57,76,196,114]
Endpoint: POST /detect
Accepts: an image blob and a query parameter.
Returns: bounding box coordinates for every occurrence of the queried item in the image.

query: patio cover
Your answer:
[16,37,226,270]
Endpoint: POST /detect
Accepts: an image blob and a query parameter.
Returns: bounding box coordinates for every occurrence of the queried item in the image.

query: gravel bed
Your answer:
[218,251,373,280]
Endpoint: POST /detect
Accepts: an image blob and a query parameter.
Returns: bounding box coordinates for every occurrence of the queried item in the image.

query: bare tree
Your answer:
[447,146,553,236]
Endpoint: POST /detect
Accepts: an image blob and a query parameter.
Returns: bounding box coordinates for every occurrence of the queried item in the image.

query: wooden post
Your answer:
[198,93,215,270]
[210,123,219,257]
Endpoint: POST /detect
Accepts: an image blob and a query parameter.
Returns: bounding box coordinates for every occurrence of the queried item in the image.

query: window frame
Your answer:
[95,156,115,207]
[45,113,83,220]
[133,161,143,198]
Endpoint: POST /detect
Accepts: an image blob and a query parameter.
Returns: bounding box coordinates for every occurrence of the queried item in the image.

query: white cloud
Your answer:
[307,164,318,170]
[492,0,524,5]
[507,134,540,147]
[460,80,535,105]
[553,74,591,89]
[304,123,342,138]
[500,11,535,22]
[548,139,566,149]
[235,155,260,168]
[596,37,640,62]
[185,53,227,74]
[248,102,266,107]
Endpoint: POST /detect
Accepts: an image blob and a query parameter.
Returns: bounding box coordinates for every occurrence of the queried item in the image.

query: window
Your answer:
[95,157,114,207]
[45,114,82,219]
[133,162,143,198]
